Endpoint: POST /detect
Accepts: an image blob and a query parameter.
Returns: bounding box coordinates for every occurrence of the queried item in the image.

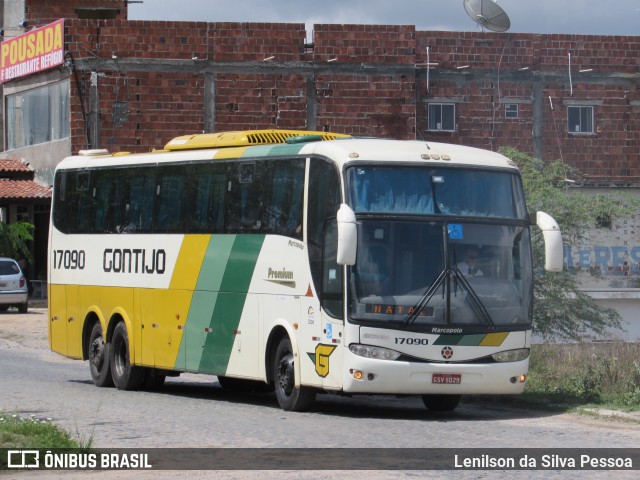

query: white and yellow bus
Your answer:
[48,129,563,411]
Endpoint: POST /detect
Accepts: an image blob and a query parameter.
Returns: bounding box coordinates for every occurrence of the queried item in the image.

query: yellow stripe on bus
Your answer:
[169,235,211,290]
[479,332,510,346]
[213,147,248,160]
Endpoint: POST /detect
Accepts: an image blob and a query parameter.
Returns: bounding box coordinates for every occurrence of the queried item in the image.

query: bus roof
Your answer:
[57,131,519,171]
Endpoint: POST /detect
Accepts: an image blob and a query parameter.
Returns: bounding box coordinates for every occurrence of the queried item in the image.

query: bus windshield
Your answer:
[345,166,533,330]
[347,165,526,219]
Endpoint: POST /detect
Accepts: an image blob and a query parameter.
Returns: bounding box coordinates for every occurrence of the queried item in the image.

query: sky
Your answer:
[128,0,640,37]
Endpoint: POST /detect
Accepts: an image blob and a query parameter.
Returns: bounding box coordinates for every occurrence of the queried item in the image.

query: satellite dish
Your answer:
[463,0,511,32]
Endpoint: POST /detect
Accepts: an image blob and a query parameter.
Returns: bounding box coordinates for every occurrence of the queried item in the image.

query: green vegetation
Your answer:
[0,410,79,449]
[0,220,34,262]
[501,148,638,340]
[524,342,640,410]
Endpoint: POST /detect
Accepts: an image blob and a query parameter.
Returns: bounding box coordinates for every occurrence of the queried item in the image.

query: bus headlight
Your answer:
[349,344,401,361]
[491,348,530,363]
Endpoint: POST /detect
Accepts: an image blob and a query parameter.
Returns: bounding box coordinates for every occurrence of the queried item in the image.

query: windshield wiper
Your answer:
[402,266,497,329]
[452,266,496,328]
[401,269,447,328]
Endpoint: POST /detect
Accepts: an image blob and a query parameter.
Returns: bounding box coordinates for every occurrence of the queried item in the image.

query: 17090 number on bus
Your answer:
[432,373,461,384]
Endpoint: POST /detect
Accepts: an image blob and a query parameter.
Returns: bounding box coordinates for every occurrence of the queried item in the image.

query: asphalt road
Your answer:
[2,308,640,479]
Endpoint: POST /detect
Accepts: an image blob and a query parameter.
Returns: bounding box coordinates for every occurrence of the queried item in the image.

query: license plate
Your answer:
[432,373,461,384]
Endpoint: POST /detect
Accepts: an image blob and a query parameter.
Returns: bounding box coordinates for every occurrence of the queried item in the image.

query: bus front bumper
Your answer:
[342,350,529,395]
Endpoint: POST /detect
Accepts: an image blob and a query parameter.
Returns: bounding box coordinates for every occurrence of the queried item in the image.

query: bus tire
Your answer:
[110,322,145,390]
[273,337,315,411]
[88,322,113,388]
[422,394,462,412]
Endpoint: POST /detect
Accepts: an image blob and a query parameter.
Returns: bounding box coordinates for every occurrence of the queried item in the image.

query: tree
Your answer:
[0,221,34,263]
[500,148,637,341]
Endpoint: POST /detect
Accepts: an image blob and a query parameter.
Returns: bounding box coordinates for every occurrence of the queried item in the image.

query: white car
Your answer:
[0,257,29,313]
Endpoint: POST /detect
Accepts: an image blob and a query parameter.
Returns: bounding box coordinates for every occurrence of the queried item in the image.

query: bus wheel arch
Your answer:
[85,314,113,388]
[268,330,316,411]
[265,326,289,385]
[109,318,145,390]
[82,312,101,361]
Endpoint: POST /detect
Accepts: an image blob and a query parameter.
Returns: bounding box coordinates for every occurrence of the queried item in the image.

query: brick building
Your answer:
[1,1,638,334]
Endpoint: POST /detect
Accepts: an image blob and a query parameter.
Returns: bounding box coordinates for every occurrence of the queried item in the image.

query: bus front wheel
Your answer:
[422,394,462,412]
[109,322,145,390]
[273,337,315,411]
[88,322,113,388]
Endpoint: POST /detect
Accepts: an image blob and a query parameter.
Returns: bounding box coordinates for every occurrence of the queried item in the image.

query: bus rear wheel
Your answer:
[88,322,113,387]
[422,394,462,412]
[273,337,315,411]
[110,322,145,390]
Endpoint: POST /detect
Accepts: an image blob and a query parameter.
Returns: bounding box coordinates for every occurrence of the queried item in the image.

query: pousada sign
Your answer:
[0,19,64,83]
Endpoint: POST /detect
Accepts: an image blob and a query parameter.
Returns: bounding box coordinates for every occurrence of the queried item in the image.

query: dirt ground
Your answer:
[0,303,50,350]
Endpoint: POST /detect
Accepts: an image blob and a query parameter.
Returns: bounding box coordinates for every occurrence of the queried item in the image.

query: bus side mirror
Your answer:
[533,211,563,272]
[336,204,357,266]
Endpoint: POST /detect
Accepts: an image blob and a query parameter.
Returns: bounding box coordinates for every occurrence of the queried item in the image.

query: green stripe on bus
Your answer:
[432,334,463,345]
[266,144,306,156]
[182,290,218,371]
[196,235,236,292]
[197,235,265,374]
[240,144,305,158]
[456,334,487,346]
[432,333,506,346]
[179,235,235,371]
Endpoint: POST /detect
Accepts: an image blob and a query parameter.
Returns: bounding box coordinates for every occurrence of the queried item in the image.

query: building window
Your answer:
[428,103,455,131]
[567,106,594,134]
[505,104,518,119]
[5,80,70,150]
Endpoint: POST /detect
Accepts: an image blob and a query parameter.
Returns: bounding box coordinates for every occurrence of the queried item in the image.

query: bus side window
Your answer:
[52,171,68,232]
[226,162,265,232]
[94,171,124,233]
[73,172,93,233]
[189,163,227,233]
[155,166,188,233]
[121,168,155,233]
[263,159,304,239]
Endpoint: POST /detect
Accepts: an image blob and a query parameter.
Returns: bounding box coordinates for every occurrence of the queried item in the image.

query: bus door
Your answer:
[318,219,344,390]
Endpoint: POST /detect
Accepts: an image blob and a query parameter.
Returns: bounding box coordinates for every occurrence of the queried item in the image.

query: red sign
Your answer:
[1,19,64,83]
